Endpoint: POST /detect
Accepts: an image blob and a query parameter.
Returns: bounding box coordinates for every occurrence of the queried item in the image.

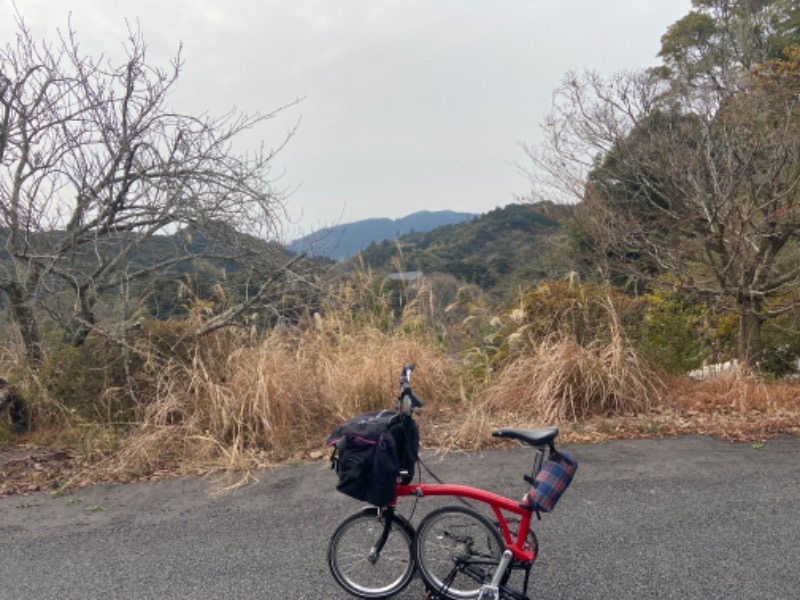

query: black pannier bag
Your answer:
[327,410,419,507]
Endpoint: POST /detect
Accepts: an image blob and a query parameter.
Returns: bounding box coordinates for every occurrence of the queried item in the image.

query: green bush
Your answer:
[0,422,14,443]
[761,313,800,377]
[38,336,142,424]
[514,279,645,346]
[638,291,711,373]
[499,281,737,374]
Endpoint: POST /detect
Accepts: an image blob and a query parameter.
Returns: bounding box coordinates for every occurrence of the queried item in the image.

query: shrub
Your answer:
[760,310,800,378]
[638,291,712,373]
[512,279,645,348]
[477,333,663,424]
[37,336,142,425]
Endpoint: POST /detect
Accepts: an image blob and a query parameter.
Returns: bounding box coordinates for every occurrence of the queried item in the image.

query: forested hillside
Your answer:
[0,225,297,320]
[355,203,578,297]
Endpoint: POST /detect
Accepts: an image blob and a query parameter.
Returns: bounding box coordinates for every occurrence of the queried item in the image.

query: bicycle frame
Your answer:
[394,482,537,562]
[327,363,560,600]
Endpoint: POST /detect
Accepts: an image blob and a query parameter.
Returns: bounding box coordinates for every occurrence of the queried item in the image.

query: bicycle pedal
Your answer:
[477,585,500,600]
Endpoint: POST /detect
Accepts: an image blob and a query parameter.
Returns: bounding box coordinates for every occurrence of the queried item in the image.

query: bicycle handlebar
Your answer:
[400,362,415,386]
[398,363,423,413]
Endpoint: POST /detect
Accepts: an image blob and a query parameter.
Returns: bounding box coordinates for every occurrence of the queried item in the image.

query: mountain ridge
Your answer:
[288,209,477,260]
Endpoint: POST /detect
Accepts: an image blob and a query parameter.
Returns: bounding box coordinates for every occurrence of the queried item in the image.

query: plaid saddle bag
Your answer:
[524,450,578,513]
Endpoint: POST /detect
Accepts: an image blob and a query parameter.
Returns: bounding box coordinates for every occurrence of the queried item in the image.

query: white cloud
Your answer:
[2,0,693,236]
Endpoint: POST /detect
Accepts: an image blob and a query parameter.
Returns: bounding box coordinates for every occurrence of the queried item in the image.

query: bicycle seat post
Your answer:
[532,447,545,479]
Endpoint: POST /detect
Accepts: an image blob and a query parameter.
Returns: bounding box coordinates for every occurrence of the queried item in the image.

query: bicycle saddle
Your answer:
[492,427,559,447]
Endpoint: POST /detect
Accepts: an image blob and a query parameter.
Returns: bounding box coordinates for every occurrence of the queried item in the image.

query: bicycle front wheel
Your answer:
[327,507,416,599]
[413,505,506,599]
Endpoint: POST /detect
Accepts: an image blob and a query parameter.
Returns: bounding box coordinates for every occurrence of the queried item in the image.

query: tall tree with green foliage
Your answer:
[525,0,800,370]
[658,0,800,89]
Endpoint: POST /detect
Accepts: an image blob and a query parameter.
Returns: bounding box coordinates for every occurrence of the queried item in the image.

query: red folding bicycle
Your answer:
[327,364,577,600]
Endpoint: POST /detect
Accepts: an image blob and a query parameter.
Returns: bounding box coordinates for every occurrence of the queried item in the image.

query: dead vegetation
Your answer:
[107,320,455,479]
[482,334,662,421]
[2,276,800,497]
[435,332,664,450]
[3,349,800,496]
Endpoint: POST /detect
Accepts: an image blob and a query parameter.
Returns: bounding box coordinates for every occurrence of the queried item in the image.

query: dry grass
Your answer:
[3,334,800,495]
[428,288,670,450]
[479,333,661,416]
[109,322,455,478]
[657,373,800,440]
[523,373,800,445]
[2,274,800,495]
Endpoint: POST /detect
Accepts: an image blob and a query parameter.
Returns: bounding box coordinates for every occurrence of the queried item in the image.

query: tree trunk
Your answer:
[1,284,44,366]
[738,302,763,371]
[64,286,97,347]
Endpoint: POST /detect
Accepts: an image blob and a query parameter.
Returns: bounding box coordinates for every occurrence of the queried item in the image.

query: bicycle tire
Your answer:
[413,505,506,599]
[328,507,416,599]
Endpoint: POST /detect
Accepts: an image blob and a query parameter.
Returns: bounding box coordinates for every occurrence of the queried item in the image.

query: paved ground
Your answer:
[1,434,799,599]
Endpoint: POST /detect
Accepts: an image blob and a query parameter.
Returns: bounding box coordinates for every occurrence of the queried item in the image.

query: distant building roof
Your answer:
[388,271,423,281]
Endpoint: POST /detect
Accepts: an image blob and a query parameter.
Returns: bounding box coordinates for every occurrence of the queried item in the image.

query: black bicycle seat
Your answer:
[492,427,559,447]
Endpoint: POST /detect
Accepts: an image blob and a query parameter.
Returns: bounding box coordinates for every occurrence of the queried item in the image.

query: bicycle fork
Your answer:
[368,506,395,564]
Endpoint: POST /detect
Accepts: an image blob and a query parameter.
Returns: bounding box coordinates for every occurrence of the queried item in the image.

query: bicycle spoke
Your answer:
[328,509,415,599]
[414,506,506,599]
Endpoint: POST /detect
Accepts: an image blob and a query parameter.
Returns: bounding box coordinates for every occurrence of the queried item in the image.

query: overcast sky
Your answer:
[2,0,692,239]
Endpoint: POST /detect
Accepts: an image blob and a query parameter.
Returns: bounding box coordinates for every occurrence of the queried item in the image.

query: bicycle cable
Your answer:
[419,453,528,557]
[418,455,478,511]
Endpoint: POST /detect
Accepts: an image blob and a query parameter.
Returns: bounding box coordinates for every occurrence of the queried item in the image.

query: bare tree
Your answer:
[0,17,296,364]
[524,51,800,368]
[523,1,800,370]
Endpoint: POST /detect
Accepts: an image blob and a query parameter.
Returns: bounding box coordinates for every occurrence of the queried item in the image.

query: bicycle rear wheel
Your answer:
[327,507,416,599]
[413,505,506,599]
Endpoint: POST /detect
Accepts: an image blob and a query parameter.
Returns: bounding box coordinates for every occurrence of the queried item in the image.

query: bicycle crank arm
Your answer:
[477,549,513,599]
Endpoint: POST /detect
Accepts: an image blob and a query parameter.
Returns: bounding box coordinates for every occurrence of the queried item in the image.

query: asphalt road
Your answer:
[1,435,799,600]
